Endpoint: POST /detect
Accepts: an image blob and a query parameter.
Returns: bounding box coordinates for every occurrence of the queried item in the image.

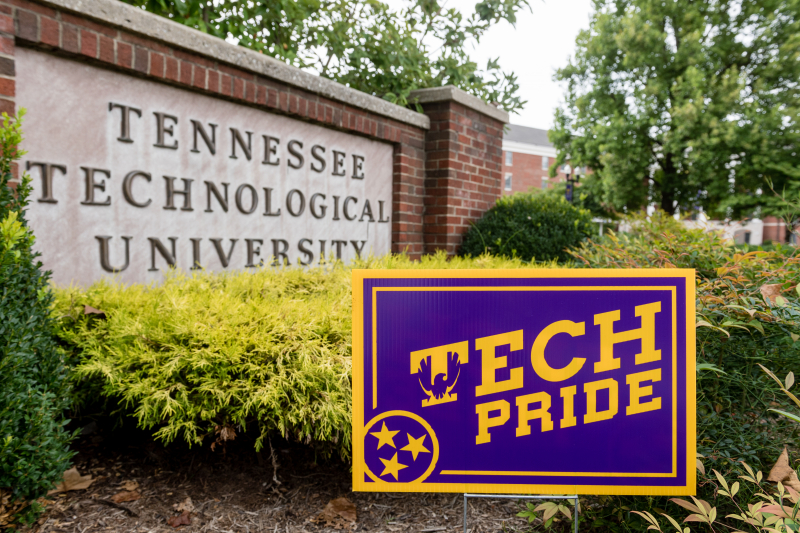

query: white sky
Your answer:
[385,0,594,130]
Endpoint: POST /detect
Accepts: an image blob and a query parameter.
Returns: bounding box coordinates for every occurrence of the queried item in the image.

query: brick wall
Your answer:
[1,0,508,258]
[1,0,431,256]
[421,100,505,254]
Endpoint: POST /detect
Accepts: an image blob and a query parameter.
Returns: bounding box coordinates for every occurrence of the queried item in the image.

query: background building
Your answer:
[501,124,575,194]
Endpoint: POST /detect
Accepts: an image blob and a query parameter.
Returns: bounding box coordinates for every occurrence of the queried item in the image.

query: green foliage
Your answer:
[122,0,528,113]
[0,111,74,524]
[562,211,800,532]
[636,461,800,533]
[536,174,618,220]
[459,193,594,262]
[550,0,800,217]
[53,253,549,461]
[517,500,575,529]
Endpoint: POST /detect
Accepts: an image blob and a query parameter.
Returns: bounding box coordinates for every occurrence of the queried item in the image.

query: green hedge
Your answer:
[1,113,73,524]
[53,253,545,460]
[459,193,594,262]
[53,211,800,483]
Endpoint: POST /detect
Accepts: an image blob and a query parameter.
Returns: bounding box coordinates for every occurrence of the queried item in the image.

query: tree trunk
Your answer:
[660,154,678,215]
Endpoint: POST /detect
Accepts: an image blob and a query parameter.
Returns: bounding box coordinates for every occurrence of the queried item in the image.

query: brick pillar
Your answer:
[412,86,508,255]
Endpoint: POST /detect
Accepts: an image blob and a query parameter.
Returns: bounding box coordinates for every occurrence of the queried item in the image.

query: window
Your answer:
[504,173,512,191]
[541,178,549,190]
[505,151,513,166]
[542,156,549,170]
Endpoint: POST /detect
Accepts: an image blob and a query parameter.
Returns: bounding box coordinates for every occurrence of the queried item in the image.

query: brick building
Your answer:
[501,124,577,194]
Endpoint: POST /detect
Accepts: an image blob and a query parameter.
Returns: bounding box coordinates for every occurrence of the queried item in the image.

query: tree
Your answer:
[549,0,800,217]
[123,0,529,113]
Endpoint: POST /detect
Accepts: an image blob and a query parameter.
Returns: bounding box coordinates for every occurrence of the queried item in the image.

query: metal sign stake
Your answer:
[462,493,579,533]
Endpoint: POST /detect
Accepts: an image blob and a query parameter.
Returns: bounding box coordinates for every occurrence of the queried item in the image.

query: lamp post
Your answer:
[564,164,581,203]
[563,164,573,202]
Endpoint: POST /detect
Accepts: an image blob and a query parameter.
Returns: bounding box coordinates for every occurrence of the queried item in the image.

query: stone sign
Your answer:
[17,48,393,286]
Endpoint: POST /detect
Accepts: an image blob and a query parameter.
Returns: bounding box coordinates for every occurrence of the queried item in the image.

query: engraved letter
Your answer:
[153,112,178,149]
[80,167,112,206]
[331,240,347,259]
[286,189,305,217]
[96,235,131,272]
[359,199,374,222]
[147,236,177,271]
[271,239,290,266]
[163,177,194,211]
[190,238,202,270]
[191,120,217,155]
[210,238,237,268]
[378,200,390,223]
[108,102,141,143]
[287,140,304,169]
[26,162,66,203]
[332,150,346,176]
[298,238,314,266]
[122,171,152,208]
[263,187,281,216]
[205,181,229,212]
[350,240,366,258]
[309,193,327,219]
[235,184,258,214]
[351,154,365,179]
[245,238,264,267]
[310,145,326,172]
[343,196,358,221]
[230,128,252,160]
[262,135,280,165]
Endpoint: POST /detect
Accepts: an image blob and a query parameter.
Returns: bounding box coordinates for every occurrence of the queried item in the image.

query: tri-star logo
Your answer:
[368,421,431,480]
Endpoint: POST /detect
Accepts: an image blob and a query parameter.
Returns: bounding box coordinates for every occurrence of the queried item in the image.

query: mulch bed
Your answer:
[24,423,535,532]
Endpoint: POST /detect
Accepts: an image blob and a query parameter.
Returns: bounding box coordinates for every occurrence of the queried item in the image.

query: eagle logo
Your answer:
[418,351,461,402]
[410,341,469,407]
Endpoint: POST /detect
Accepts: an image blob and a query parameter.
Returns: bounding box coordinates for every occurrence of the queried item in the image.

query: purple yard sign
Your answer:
[352,269,696,495]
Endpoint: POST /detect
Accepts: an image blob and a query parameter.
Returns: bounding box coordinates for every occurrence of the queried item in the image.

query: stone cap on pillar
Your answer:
[409,85,509,124]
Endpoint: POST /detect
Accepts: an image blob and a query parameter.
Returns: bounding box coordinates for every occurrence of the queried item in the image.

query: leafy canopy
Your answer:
[124,0,529,112]
[550,0,800,217]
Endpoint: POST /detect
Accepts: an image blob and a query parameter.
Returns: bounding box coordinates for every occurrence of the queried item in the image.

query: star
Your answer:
[370,422,399,449]
[379,453,408,481]
[400,433,430,461]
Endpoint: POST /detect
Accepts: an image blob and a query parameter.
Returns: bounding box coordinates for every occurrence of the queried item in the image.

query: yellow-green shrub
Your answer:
[53,253,552,460]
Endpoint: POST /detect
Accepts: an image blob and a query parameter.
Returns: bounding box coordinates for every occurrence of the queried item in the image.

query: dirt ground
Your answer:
[25,423,538,533]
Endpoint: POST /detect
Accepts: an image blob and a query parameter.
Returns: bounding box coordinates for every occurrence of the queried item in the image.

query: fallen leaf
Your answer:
[174,497,194,513]
[314,497,357,529]
[48,467,94,494]
[167,510,191,528]
[761,284,784,304]
[111,490,140,503]
[0,489,29,528]
[83,305,106,318]
[767,447,800,492]
[121,480,139,491]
